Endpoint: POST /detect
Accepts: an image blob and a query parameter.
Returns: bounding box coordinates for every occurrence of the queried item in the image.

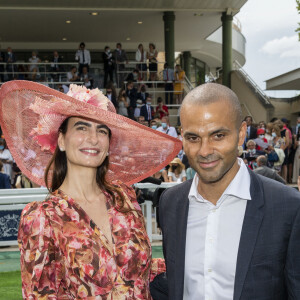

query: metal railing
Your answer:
[233,60,272,106]
[0,183,179,246]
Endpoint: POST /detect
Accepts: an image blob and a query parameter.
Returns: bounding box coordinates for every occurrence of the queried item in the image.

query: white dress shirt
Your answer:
[75,49,91,65]
[156,126,178,138]
[183,158,251,300]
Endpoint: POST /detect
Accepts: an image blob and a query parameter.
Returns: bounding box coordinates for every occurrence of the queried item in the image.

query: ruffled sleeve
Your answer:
[18,201,61,299]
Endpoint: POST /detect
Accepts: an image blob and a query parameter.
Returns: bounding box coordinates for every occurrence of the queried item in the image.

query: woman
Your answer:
[270,124,286,173]
[28,51,41,81]
[147,43,158,83]
[174,65,185,104]
[292,131,300,183]
[0,138,13,184]
[136,44,147,81]
[264,122,274,144]
[117,88,129,117]
[168,157,186,183]
[0,81,182,299]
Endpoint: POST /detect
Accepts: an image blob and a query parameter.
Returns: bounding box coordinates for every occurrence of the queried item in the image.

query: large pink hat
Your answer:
[0,81,182,186]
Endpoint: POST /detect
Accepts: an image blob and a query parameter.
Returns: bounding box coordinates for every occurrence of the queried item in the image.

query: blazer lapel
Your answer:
[174,181,191,300]
[233,170,264,300]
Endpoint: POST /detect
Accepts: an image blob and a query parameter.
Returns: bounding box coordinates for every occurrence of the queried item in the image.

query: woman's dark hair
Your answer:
[44,118,128,211]
[149,43,156,49]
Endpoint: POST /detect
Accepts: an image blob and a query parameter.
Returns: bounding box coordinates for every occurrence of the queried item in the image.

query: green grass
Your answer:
[0,271,22,300]
[0,246,163,299]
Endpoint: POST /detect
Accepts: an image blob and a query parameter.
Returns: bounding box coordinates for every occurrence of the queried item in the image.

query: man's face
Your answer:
[181,101,246,184]
[245,117,252,126]
[161,117,168,125]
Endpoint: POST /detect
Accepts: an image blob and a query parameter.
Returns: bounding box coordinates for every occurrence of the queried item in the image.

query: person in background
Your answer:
[147,43,158,83]
[150,119,159,130]
[75,42,91,76]
[0,138,13,184]
[256,128,268,151]
[135,44,147,81]
[103,46,114,88]
[264,122,274,144]
[270,123,286,173]
[0,161,11,189]
[163,63,174,105]
[140,96,154,124]
[292,128,300,183]
[253,155,286,184]
[153,168,169,182]
[5,47,17,81]
[117,89,129,117]
[50,50,63,82]
[156,116,178,138]
[258,121,266,129]
[126,68,139,82]
[114,42,128,87]
[105,83,118,109]
[80,66,93,88]
[0,47,5,82]
[156,97,169,119]
[15,172,39,188]
[173,65,185,104]
[125,81,138,120]
[67,66,80,83]
[168,158,186,183]
[134,99,143,119]
[137,84,149,103]
[29,51,41,81]
[244,115,257,139]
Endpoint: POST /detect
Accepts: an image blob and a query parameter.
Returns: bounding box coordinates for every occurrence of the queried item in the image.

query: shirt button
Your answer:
[208,268,212,272]
[212,208,216,213]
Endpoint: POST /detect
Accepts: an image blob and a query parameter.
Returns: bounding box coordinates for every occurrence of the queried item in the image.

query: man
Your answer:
[67,66,80,83]
[151,83,300,300]
[244,115,257,143]
[50,50,63,81]
[163,63,174,105]
[103,46,114,88]
[75,42,91,75]
[156,116,177,138]
[254,155,286,184]
[105,84,117,109]
[114,42,128,87]
[140,96,154,123]
[5,47,17,81]
[137,84,149,103]
[80,66,93,88]
[125,81,138,120]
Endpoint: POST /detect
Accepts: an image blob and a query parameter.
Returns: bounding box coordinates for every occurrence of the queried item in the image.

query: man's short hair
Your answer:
[257,155,267,166]
[244,115,253,122]
[80,42,85,47]
[181,83,243,128]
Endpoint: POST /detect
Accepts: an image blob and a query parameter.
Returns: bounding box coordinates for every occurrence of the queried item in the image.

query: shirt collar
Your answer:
[188,158,251,203]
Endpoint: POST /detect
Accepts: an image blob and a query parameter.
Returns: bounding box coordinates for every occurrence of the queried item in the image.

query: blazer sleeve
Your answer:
[285,205,300,298]
[18,201,60,298]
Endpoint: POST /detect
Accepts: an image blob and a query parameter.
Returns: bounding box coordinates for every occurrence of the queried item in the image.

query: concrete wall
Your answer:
[231,71,269,122]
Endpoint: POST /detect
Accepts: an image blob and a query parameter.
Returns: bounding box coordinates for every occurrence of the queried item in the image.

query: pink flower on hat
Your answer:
[67,84,109,110]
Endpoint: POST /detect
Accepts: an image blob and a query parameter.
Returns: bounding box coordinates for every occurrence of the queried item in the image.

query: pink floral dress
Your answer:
[18,180,165,299]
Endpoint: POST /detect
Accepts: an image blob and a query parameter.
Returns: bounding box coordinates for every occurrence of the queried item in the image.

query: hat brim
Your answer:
[0,81,182,186]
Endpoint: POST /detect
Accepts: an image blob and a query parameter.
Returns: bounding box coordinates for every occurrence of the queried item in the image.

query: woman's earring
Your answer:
[60,147,64,152]
[106,152,109,156]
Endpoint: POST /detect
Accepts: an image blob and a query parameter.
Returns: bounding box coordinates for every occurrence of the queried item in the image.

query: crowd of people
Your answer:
[0,42,186,104]
[241,115,300,184]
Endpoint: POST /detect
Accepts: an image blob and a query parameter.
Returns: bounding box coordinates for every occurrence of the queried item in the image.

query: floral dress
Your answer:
[18,180,165,299]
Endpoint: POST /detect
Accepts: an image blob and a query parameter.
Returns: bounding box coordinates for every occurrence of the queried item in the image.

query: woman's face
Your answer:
[58,117,110,170]
[139,44,143,51]
[149,44,153,50]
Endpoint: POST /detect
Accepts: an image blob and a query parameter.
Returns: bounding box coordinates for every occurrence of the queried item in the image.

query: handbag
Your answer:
[267,150,279,162]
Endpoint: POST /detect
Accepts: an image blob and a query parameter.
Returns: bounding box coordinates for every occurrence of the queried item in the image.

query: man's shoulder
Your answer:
[254,172,300,206]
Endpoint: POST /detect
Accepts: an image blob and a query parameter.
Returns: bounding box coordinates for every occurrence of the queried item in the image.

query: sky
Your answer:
[236,0,300,97]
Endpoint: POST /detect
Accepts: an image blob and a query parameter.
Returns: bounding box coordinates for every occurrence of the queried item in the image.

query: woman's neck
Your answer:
[59,166,101,203]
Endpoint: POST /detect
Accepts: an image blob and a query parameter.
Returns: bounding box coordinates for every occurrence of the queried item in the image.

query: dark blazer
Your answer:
[137,92,149,103]
[247,125,257,140]
[140,104,154,121]
[156,170,300,300]
[253,165,286,184]
[0,173,11,189]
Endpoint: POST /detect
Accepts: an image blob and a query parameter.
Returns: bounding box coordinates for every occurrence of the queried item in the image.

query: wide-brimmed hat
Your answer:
[169,157,185,169]
[0,81,182,186]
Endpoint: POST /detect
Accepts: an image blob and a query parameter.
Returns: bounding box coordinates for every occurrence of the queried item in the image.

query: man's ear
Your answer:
[238,121,247,146]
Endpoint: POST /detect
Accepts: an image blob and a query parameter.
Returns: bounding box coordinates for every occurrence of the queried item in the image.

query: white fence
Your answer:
[0,183,178,246]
